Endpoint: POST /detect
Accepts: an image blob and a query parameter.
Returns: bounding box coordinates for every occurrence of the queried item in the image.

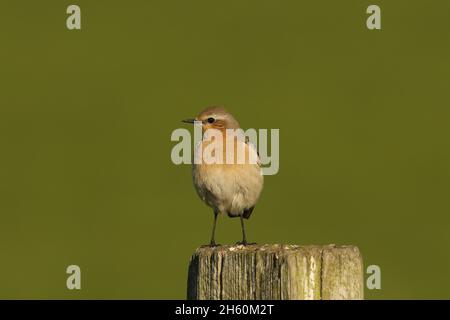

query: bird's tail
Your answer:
[242,206,254,219]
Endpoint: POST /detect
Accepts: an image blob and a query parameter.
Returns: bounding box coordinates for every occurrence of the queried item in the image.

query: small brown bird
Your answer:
[183,107,264,246]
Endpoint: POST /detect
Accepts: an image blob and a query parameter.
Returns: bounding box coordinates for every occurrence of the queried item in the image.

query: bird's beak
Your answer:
[182,118,196,124]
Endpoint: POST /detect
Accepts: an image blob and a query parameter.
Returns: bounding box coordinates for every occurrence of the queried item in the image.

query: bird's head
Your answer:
[182,106,240,132]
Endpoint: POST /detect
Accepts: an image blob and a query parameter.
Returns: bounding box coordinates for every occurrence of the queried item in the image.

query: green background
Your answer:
[0,0,449,299]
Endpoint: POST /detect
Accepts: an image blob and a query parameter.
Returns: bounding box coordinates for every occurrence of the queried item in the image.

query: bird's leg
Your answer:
[236,215,256,246]
[235,214,256,246]
[240,215,247,245]
[209,210,219,247]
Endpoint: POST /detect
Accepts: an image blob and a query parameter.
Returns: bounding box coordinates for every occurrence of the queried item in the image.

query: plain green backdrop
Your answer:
[0,1,449,299]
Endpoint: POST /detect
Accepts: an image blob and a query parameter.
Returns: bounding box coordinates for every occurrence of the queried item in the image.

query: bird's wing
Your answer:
[245,136,261,167]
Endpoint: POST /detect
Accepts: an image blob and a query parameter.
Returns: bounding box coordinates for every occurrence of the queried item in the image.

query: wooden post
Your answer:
[187,244,364,300]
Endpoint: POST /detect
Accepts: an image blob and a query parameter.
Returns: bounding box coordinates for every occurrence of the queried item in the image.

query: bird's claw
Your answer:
[235,241,256,246]
[202,241,221,248]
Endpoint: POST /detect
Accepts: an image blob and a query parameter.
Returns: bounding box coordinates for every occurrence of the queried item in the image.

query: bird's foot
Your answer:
[201,241,221,248]
[235,241,256,246]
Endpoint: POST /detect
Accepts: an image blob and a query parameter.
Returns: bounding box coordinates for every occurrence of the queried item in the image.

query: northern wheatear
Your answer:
[183,107,264,246]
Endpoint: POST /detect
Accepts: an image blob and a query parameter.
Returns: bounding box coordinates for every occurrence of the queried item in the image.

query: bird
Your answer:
[182,106,264,246]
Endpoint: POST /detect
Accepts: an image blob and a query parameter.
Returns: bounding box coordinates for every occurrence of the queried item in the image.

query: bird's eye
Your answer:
[207,117,215,123]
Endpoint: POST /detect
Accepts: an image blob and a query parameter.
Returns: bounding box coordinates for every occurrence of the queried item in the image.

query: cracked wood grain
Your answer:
[187,244,363,300]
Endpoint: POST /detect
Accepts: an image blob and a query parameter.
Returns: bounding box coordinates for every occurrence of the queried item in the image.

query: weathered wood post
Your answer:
[187,244,364,300]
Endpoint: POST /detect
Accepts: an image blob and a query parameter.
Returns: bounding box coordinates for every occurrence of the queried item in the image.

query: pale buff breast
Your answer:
[192,139,263,217]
